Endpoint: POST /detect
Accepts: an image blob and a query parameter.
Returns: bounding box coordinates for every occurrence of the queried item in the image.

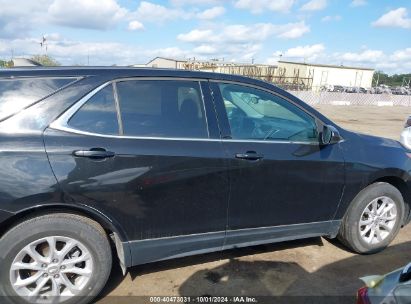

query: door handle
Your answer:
[73,149,115,159]
[235,151,264,161]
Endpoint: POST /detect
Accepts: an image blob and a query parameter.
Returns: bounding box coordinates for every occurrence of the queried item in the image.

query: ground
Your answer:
[97,105,411,303]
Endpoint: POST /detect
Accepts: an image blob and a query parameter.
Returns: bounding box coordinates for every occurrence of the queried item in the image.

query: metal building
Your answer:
[277,61,374,91]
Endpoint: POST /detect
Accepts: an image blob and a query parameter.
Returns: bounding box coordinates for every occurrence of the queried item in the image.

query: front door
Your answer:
[209,82,345,238]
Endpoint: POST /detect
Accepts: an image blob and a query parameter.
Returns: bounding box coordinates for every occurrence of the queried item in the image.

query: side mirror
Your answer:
[321,125,342,145]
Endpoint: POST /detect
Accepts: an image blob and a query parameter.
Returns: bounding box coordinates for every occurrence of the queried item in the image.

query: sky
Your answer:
[0,0,410,74]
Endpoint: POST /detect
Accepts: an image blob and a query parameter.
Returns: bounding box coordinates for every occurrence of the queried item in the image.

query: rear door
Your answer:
[44,78,229,264]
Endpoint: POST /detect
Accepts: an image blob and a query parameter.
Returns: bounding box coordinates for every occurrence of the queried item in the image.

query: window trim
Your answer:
[50,77,211,140]
[210,80,324,145]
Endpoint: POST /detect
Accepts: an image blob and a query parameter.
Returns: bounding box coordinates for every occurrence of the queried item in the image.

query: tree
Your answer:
[0,59,13,68]
[373,71,411,87]
[31,55,61,66]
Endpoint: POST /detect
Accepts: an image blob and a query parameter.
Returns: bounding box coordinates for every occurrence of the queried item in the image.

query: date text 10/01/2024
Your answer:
[149,297,258,303]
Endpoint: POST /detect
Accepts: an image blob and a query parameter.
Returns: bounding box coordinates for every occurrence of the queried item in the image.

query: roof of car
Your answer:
[0,66,264,85]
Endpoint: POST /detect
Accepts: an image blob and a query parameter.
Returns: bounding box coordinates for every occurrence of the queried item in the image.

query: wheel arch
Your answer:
[0,204,132,272]
[371,176,411,225]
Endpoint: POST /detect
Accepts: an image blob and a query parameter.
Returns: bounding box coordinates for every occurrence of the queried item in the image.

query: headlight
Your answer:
[401,127,411,150]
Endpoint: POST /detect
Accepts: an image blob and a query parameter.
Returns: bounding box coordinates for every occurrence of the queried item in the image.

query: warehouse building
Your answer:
[136,57,374,91]
[277,61,374,91]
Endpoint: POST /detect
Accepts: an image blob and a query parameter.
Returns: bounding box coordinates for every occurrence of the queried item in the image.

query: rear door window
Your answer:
[68,84,119,135]
[116,80,208,138]
[0,77,77,120]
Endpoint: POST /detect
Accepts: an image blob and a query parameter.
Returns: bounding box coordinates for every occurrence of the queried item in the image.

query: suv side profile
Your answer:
[0,67,410,304]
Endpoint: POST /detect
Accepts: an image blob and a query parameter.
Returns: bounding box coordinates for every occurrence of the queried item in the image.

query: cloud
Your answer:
[132,1,190,23]
[268,44,325,64]
[178,29,215,42]
[197,6,225,20]
[350,0,367,7]
[284,44,325,59]
[301,0,327,11]
[372,8,411,29]
[340,49,384,63]
[277,22,310,39]
[178,22,310,44]
[321,15,341,22]
[193,45,218,55]
[128,21,144,31]
[234,0,295,14]
[48,0,127,30]
[0,36,190,65]
[390,48,411,61]
[170,0,222,6]
[132,1,223,23]
[0,0,51,38]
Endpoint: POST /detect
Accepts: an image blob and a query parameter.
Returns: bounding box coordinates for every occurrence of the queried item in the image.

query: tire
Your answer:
[338,182,405,254]
[0,213,112,304]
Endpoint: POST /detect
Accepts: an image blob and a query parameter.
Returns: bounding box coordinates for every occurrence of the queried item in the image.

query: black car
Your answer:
[0,67,410,304]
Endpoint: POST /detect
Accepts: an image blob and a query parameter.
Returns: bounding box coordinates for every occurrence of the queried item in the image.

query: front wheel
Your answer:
[0,213,112,304]
[338,182,405,254]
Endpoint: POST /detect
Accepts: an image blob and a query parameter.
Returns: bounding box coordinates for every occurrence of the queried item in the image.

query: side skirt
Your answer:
[126,220,341,267]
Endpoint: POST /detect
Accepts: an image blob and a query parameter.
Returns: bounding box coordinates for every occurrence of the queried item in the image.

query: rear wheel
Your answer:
[338,182,405,254]
[0,213,112,304]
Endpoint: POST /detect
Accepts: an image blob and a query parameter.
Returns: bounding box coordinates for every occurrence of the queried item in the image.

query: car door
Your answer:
[209,82,345,246]
[44,78,229,265]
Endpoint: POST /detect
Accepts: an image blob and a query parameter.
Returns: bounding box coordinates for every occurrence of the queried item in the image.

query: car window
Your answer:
[218,83,318,142]
[0,78,77,121]
[68,84,119,135]
[116,80,208,138]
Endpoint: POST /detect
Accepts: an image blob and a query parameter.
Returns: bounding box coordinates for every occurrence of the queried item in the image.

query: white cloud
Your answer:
[132,1,224,23]
[197,6,225,20]
[321,15,341,22]
[277,22,310,39]
[340,49,384,63]
[390,48,411,61]
[284,44,325,59]
[178,29,215,42]
[234,0,295,14]
[170,0,222,6]
[372,8,411,29]
[128,21,144,31]
[301,0,327,11]
[350,0,367,7]
[178,22,310,44]
[193,45,218,55]
[48,0,127,30]
[267,44,325,64]
[132,1,190,23]
[0,0,51,38]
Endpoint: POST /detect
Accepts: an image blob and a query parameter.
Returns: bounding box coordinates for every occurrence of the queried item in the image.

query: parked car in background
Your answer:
[357,262,411,304]
[0,67,411,304]
[401,116,411,150]
[374,85,392,94]
[392,87,410,95]
[346,87,367,93]
[332,85,345,92]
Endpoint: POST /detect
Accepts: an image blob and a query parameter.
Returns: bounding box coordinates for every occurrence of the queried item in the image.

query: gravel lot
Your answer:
[97,105,411,303]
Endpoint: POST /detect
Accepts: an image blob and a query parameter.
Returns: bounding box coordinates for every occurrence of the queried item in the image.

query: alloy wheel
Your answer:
[358,196,398,245]
[9,236,93,303]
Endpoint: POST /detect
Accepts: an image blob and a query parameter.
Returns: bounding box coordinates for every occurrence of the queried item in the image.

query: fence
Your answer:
[289,91,411,107]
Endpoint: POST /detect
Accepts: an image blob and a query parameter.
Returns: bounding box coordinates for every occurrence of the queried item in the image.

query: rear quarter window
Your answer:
[0,77,78,121]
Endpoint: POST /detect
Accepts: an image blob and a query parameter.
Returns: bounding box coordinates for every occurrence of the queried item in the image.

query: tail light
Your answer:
[356,286,371,304]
